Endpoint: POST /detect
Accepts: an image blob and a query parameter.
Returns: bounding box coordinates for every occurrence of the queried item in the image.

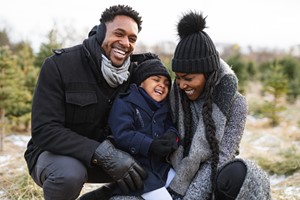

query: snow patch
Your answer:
[0,155,11,167]
[5,134,30,148]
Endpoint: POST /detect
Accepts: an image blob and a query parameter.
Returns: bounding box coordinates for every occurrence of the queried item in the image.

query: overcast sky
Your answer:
[1,0,299,52]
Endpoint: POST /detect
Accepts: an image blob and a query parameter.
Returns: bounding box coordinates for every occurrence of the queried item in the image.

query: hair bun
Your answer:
[177,11,207,39]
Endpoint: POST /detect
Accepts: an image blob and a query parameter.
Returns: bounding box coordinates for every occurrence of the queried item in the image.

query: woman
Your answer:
[167,11,270,200]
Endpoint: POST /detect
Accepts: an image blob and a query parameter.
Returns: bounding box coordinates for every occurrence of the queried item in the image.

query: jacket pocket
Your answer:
[65,91,97,123]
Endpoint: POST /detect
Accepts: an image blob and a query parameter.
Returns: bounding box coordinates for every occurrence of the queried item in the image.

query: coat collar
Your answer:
[124,84,169,116]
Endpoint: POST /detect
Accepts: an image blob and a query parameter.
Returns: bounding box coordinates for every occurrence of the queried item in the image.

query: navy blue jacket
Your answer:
[108,84,178,195]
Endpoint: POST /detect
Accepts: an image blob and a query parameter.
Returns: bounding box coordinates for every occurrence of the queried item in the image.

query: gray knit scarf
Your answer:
[101,54,130,88]
[168,59,238,196]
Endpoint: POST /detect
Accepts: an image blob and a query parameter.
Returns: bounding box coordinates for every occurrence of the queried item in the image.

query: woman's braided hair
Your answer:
[202,71,220,199]
[174,70,220,199]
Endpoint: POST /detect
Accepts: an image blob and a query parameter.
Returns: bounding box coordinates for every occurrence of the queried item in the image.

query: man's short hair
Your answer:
[100,4,142,32]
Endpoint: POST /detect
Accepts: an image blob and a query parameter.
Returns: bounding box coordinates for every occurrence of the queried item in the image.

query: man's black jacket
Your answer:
[24,35,137,173]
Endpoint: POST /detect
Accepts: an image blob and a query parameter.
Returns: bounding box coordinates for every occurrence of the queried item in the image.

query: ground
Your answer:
[239,116,300,200]
[0,112,300,199]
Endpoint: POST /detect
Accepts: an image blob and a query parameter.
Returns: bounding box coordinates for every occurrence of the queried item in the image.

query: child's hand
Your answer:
[149,132,179,156]
[149,137,173,157]
[160,132,179,151]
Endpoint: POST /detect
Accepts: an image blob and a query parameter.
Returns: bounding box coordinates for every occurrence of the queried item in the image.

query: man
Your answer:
[24,5,147,200]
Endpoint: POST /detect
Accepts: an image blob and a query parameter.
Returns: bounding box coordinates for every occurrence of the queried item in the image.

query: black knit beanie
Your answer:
[172,11,220,73]
[134,58,172,88]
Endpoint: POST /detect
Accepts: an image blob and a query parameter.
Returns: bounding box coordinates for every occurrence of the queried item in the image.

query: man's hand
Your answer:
[92,140,148,194]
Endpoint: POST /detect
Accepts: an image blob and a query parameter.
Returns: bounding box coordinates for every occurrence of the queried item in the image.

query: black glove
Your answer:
[149,132,179,157]
[160,131,179,151]
[92,140,148,194]
[167,187,184,200]
[79,182,116,200]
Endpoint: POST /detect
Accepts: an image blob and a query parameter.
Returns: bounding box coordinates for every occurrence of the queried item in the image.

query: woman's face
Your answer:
[175,72,206,101]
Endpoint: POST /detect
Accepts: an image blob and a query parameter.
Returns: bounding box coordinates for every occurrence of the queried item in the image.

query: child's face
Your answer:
[140,75,169,102]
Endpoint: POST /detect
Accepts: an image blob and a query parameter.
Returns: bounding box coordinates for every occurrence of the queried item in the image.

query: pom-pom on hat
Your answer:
[134,57,172,88]
[172,11,220,73]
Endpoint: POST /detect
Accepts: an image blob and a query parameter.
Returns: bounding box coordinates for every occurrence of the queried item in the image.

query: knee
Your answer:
[36,152,88,200]
[43,172,86,200]
[62,171,86,190]
[215,160,247,200]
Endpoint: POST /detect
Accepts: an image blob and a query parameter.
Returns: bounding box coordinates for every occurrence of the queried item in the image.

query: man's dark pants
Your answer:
[30,151,112,200]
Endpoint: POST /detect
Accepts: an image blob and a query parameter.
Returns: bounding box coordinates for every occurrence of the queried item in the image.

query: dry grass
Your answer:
[0,133,43,200]
[1,170,43,200]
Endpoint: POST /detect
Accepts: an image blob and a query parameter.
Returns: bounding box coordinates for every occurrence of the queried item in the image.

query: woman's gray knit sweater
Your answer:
[167,59,248,199]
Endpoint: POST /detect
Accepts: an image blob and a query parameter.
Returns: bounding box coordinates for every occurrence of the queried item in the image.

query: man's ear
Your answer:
[96,23,106,44]
[88,23,106,44]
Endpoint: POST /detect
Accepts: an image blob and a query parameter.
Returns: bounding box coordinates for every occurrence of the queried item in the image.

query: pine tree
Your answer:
[262,62,288,126]
[34,28,63,68]
[0,45,33,150]
[11,42,37,130]
[0,46,17,150]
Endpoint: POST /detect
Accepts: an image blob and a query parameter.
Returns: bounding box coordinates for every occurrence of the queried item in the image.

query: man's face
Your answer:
[101,15,139,67]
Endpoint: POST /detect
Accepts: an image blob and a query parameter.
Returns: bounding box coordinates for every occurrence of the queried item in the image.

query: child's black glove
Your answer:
[149,132,179,157]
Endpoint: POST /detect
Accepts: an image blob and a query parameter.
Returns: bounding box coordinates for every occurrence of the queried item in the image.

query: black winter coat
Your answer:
[24,35,136,173]
[108,84,178,194]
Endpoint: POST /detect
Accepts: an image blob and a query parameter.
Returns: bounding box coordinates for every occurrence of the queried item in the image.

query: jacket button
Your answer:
[130,147,136,154]
[92,159,98,165]
[53,49,64,55]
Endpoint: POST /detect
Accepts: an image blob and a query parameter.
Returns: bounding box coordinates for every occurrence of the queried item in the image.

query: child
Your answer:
[108,56,179,200]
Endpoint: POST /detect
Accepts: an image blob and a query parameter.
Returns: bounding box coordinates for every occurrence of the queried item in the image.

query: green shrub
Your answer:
[256,146,300,175]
